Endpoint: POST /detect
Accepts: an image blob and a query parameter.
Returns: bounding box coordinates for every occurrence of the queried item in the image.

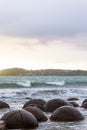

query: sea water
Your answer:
[0,76,87,130]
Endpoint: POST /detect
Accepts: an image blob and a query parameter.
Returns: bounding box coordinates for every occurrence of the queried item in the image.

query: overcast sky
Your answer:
[0,0,87,70]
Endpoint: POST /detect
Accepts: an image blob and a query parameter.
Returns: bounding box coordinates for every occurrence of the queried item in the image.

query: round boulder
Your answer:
[67,97,79,101]
[24,106,48,122]
[1,109,38,129]
[23,99,46,110]
[0,101,10,108]
[44,99,69,112]
[50,106,84,121]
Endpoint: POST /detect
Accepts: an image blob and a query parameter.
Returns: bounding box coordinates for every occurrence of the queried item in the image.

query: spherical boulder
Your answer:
[24,106,48,122]
[69,102,79,107]
[23,99,46,110]
[67,97,79,101]
[44,99,69,112]
[50,106,84,121]
[1,109,38,129]
[0,101,10,108]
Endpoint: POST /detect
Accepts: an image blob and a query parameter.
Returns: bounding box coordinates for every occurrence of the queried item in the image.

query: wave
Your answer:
[46,81,65,86]
[16,81,31,87]
[16,81,65,87]
[0,80,65,88]
[0,80,87,88]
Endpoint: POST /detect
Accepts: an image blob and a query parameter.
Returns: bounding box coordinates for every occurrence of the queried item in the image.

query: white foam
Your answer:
[16,80,31,87]
[46,81,65,86]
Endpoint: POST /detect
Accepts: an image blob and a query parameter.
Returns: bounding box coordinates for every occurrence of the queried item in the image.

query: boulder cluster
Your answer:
[0,97,87,129]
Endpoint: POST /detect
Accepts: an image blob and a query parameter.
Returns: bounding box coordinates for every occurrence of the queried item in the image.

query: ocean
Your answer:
[0,76,87,130]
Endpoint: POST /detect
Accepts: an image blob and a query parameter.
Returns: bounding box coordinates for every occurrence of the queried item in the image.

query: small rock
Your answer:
[0,101,10,108]
[67,97,79,101]
[69,102,79,107]
[82,99,87,106]
[81,102,87,108]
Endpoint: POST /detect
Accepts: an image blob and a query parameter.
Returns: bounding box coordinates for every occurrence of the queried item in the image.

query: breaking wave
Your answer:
[16,81,31,87]
[0,80,87,88]
[0,80,65,88]
[46,81,65,86]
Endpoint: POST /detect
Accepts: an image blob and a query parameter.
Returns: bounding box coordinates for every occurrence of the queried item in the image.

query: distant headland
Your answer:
[0,68,87,76]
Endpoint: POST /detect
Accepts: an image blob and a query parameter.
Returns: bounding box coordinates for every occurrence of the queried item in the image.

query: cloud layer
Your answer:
[0,0,87,70]
[0,0,87,38]
[0,35,87,70]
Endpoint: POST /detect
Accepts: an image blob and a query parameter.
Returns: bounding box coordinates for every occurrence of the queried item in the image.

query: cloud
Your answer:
[0,35,87,70]
[0,0,87,55]
[0,0,87,38]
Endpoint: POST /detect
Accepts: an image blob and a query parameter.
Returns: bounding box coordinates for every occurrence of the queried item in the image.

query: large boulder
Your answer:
[50,106,84,121]
[1,109,38,129]
[44,99,69,112]
[23,99,46,110]
[24,106,48,122]
[0,101,10,108]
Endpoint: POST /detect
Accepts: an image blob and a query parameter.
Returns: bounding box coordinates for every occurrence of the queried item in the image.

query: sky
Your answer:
[0,0,87,70]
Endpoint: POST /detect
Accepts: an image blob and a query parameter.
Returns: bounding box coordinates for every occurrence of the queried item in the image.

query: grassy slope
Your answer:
[0,68,87,76]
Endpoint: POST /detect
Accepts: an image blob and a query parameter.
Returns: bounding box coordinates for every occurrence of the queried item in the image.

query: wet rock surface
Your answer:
[82,99,87,106]
[23,99,46,110]
[0,101,10,108]
[44,99,69,112]
[81,102,87,108]
[1,109,38,129]
[69,102,79,107]
[24,106,48,122]
[67,97,79,101]
[50,106,84,121]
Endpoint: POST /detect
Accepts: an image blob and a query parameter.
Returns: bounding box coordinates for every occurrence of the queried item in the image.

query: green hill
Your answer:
[0,68,87,76]
[0,68,29,76]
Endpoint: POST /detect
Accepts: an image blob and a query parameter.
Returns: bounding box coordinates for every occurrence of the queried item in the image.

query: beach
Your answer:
[0,76,87,130]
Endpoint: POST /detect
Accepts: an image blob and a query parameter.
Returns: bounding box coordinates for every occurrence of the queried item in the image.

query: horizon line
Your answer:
[0,67,87,71]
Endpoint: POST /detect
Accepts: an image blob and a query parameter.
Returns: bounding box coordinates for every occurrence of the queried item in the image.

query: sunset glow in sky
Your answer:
[0,0,87,70]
